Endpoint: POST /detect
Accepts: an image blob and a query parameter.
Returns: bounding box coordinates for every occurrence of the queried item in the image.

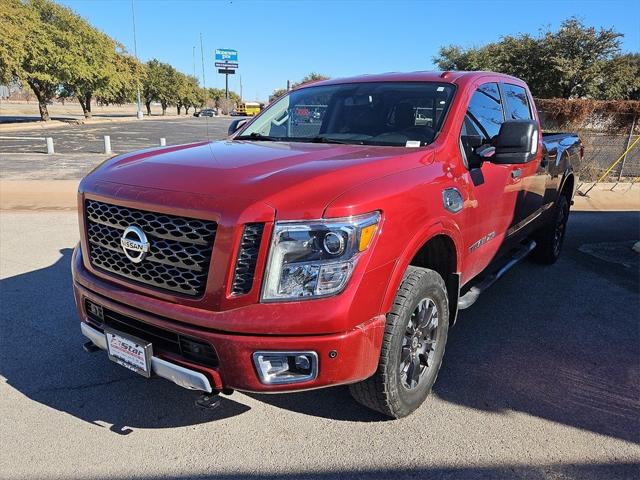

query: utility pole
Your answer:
[131,0,143,119]
[239,74,243,102]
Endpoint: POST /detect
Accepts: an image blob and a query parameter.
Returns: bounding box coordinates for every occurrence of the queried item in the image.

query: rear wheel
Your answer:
[349,266,449,418]
[532,194,570,264]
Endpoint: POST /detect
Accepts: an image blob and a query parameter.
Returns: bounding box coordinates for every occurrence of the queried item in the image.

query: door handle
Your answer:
[511,168,522,180]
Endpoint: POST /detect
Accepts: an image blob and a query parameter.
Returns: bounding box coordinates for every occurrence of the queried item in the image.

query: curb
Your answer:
[0,114,211,133]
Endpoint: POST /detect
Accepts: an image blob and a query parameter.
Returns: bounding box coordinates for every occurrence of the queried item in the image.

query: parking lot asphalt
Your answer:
[0,210,639,480]
[0,116,232,155]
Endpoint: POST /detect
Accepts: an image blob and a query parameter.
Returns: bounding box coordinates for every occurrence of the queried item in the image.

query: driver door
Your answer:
[458,82,521,281]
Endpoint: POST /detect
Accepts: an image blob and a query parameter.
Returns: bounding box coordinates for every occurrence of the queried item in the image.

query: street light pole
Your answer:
[131,0,143,119]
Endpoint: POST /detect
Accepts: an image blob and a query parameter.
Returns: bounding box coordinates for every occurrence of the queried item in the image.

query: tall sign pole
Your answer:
[215,49,238,113]
[131,0,143,119]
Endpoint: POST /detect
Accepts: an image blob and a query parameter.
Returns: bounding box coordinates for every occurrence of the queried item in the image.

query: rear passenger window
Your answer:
[467,83,503,142]
[502,84,532,120]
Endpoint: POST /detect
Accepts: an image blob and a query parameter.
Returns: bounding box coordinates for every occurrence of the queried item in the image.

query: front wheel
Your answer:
[349,266,449,418]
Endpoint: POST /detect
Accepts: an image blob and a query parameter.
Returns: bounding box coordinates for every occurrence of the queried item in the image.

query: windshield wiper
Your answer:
[308,136,365,145]
[235,132,279,141]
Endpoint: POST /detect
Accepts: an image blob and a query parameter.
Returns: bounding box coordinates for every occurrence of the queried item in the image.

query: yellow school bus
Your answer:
[236,102,261,116]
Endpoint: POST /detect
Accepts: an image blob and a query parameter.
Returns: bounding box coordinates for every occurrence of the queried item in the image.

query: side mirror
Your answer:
[492,120,538,164]
[461,135,495,169]
[228,118,249,136]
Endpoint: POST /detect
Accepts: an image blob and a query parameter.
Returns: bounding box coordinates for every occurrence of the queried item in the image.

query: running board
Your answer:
[458,240,536,310]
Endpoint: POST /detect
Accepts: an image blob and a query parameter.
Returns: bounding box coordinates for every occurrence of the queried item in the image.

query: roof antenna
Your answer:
[440,71,452,79]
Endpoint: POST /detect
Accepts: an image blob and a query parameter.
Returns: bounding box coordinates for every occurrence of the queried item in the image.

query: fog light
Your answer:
[253,351,318,385]
[294,355,310,371]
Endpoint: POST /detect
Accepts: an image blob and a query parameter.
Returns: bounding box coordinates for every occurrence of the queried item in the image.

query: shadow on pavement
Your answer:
[67,462,640,480]
[254,212,640,442]
[0,248,249,436]
[0,212,638,441]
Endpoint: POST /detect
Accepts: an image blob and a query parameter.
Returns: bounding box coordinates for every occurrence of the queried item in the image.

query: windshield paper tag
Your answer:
[405,140,421,148]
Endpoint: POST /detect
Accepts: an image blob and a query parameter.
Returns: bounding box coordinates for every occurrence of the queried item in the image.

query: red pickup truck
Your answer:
[73,71,582,418]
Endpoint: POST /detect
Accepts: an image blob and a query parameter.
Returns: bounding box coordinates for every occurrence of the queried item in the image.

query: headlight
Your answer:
[262,212,380,301]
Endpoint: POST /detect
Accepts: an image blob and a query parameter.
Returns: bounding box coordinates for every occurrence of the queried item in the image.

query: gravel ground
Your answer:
[0,210,638,480]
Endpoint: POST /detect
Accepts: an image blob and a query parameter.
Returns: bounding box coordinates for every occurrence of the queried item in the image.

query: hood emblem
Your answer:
[120,225,150,263]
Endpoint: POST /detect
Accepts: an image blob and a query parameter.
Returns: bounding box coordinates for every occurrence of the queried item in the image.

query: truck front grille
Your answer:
[231,223,265,295]
[85,200,216,296]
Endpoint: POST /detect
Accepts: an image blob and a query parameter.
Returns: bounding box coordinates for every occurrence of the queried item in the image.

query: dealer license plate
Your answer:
[105,328,153,378]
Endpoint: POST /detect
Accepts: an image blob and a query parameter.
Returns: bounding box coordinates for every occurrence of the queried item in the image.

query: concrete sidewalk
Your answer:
[1,179,638,212]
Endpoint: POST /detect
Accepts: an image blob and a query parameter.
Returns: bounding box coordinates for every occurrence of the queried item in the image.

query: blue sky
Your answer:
[59,0,640,102]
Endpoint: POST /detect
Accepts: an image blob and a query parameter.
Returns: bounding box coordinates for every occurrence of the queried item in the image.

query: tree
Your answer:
[0,0,33,84]
[269,88,287,103]
[176,74,201,115]
[95,52,144,106]
[48,3,120,118]
[208,87,241,113]
[433,17,630,100]
[143,59,179,115]
[597,53,640,101]
[1,0,71,120]
[296,72,329,86]
[268,73,330,103]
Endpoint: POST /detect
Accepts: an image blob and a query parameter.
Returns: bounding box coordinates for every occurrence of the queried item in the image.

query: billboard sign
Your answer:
[218,68,235,75]
[215,49,238,62]
[215,62,238,69]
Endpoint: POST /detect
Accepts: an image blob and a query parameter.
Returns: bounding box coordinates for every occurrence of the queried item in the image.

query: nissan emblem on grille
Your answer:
[120,226,150,263]
[85,200,217,296]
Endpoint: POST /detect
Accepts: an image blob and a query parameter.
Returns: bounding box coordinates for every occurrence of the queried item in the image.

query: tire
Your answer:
[532,194,570,265]
[349,266,449,418]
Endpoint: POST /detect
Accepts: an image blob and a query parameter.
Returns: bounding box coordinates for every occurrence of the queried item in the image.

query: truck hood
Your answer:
[89,140,430,219]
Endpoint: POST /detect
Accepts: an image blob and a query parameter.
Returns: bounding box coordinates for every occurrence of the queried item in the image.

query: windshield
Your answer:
[237,82,456,147]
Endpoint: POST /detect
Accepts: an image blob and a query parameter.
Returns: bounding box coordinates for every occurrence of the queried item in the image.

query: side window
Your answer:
[501,84,532,120]
[466,83,504,142]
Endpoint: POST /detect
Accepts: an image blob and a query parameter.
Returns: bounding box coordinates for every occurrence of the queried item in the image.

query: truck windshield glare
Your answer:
[236,82,456,147]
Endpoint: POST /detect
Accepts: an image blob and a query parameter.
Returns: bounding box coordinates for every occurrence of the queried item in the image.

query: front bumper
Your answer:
[81,322,213,393]
[72,241,389,393]
[75,286,385,392]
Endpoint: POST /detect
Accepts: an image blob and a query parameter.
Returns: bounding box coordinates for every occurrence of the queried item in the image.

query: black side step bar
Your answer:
[458,240,537,310]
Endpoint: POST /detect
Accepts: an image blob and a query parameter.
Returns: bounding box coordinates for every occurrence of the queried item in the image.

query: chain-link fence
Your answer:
[538,108,639,181]
[579,132,639,181]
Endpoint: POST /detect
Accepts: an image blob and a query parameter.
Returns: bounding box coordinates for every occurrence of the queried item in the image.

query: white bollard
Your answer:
[103,135,112,154]
[46,137,54,155]
[160,137,166,146]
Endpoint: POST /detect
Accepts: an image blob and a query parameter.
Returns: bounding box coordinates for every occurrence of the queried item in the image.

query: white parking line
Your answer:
[0,136,46,141]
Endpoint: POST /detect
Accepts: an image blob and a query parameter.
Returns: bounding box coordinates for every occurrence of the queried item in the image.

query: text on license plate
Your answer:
[105,329,152,377]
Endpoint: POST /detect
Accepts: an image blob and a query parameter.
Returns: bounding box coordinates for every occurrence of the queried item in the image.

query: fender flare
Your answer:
[380,218,463,315]
[558,167,576,200]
